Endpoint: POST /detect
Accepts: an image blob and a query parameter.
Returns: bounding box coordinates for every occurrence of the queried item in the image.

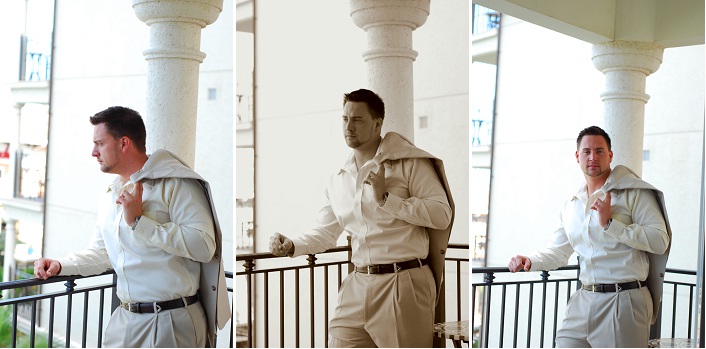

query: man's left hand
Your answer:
[364,163,386,205]
[590,191,612,229]
[117,181,143,227]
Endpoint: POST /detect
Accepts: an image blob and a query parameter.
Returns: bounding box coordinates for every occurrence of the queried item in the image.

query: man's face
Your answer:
[91,123,122,174]
[342,101,381,149]
[576,135,613,178]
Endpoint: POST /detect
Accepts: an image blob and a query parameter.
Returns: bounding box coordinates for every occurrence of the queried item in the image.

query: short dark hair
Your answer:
[577,126,611,150]
[89,106,147,153]
[343,89,385,120]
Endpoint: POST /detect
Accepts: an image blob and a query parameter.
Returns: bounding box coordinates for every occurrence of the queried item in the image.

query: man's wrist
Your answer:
[378,192,389,206]
[603,217,613,230]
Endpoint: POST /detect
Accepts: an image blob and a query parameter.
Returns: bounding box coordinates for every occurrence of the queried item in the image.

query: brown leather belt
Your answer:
[582,280,645,293]
[355,258,427,274]
[121,294,199,313]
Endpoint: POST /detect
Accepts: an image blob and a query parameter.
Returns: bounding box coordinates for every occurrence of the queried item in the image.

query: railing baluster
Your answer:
[65,280,76,347]
[98,289,105,348]
[457,260,462,321]
[672,283,678,338]
[553,281,560,348]
[280,270,285,348]
[499,285,506,347]
[82,292,89,348]
[48,298,55,348]
[527,283,534,347]
[471,284,477,346]
[324,266,329,348]
[688,286,694,338]
[540,271,549,348]
[244,259,254,348]
[264,272,269,348]
[12,303,18,347]
[308,254,317,347]
[295,269,300,348]
[30,300,37,348]
[513,284,520,348]
[483,272,495,348]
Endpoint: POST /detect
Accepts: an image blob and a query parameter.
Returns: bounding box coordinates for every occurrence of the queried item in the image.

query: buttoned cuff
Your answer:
[131,215,159,243]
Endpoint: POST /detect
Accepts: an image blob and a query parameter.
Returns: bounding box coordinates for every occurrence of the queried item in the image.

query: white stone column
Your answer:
[350,0,430,141]
[2,219,17,298]
[9,103,23,197]
[592,41,664,176]
[132,0,223,167]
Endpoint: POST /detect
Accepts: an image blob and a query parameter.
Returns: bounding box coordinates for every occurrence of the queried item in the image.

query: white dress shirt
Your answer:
[58,176,216,302]
[529,184,669,284]
[291,152,452,267]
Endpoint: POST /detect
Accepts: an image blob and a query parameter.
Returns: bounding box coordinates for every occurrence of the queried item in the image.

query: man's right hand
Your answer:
[270,233,294,257]
[34,258,62,280]
[508,255,532,272]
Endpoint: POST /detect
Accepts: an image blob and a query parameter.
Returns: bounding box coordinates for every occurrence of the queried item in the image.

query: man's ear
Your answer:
[120,136,131,152]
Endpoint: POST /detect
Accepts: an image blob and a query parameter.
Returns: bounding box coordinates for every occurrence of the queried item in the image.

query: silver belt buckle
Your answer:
[128,303,139,313]
[591,284,596,292]
[615,283,622,293]
[367,265,372,274]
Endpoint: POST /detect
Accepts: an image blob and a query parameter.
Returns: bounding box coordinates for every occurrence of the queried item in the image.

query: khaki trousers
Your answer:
[555,286,653,348]
[328,264,436,348]
[102,301,207,348]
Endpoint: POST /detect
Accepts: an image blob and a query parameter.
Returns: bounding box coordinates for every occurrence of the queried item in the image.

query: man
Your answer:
[508,126,671,347]
[270,89,454,348]
[34,106,230,347]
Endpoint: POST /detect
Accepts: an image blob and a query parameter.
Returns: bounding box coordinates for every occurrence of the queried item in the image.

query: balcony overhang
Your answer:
[474,0,705,48]
[472,28,498,65]
[236,0,253,33]
[0,197,44,224]
[9,81,50,105]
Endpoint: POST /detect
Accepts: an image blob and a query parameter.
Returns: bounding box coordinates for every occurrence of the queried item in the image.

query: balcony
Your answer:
[236,243,469,347]
[472,265,699,347]
[0,270,234,347]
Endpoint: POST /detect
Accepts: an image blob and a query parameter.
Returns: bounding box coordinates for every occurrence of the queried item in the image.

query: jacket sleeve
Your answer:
[380,158,452,230]
[132,178,217,263]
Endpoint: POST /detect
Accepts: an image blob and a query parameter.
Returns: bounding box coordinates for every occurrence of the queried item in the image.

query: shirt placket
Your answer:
[355,162,376,266]
[111,188,130,301]
[581,194,597,285]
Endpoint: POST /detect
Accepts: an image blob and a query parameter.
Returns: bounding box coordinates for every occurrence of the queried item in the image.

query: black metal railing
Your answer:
[472,266,698,348]
[236,243,469,348]
[472,4,500,35]
[0,269,234,348]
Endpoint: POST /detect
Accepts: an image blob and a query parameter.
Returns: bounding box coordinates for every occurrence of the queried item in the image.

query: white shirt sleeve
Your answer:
[603,188,669,254]
[380,158,452,230]
[132,178,217,263]
[291,187,345,257]
[58,224,112,276]
[528,212,575,272]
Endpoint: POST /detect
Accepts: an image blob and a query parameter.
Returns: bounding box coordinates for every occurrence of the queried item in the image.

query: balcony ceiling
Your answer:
[474,0,704,48]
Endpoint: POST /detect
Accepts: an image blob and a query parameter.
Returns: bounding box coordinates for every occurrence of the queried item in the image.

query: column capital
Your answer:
[132,0,223,28]
[350,0,430,31]
[591,41,664,76]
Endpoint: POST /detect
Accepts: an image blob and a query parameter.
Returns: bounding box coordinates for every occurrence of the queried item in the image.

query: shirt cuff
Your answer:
[380,192,401,211]
[602,217,624,239]
[56,257,78,276]
[290,238,307,257]
[131,215,159,243]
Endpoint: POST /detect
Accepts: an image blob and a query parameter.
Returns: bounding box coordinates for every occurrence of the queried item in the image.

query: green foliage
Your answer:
[0,306,51,348]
